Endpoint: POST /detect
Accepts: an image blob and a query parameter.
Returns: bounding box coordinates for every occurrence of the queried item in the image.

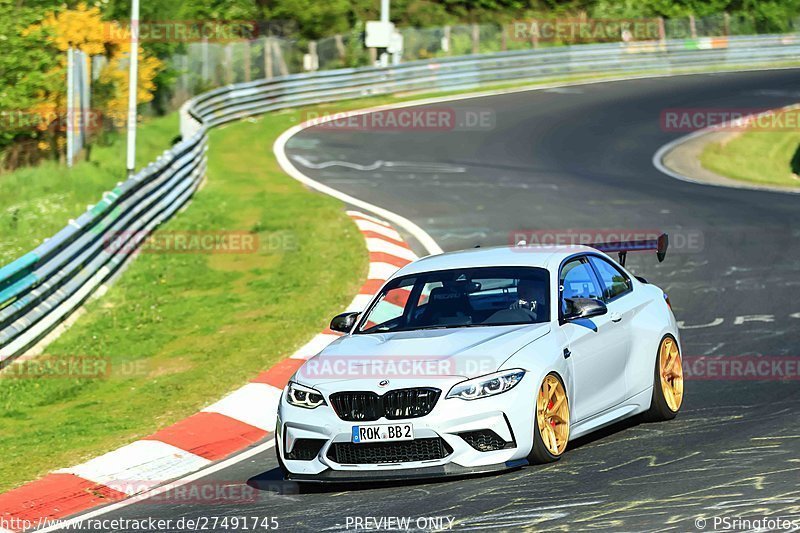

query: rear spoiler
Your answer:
[590,233,669,267]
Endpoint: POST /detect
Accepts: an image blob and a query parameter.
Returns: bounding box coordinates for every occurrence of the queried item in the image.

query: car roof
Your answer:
[392,244,601,279]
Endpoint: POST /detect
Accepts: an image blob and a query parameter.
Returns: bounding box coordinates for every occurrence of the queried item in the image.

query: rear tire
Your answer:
[528,373,570,464]
[643,334,684,422]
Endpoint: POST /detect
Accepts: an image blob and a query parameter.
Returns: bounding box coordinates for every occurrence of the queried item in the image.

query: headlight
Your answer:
[287,381,326,409]
[447,369,526,400]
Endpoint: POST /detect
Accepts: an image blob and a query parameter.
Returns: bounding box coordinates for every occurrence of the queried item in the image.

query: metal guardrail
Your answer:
[1,33,798,365]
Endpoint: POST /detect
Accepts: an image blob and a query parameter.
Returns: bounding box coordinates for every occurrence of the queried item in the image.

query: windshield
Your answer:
[356,266,550,334]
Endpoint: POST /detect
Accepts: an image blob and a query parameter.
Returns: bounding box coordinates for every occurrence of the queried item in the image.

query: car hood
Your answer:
[294,323,550,387]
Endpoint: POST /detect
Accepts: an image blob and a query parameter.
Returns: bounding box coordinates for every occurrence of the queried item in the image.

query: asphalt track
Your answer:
[74,70,800,531]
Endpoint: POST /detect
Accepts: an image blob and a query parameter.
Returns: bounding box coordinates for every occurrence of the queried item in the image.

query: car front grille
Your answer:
[458,429,515,452]
[327,437,453,464]
[329,388,441,421]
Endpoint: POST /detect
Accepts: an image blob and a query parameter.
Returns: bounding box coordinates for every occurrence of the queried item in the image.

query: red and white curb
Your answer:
[0,211,417,531]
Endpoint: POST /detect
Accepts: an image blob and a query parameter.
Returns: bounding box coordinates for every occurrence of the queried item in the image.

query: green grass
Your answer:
[701,109,800,188]
[0,115,180,265]
[0,110,368,492]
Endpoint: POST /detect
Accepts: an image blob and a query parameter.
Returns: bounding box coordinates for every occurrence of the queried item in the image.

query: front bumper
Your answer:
[276,376,536,480]
[285,459,528,483]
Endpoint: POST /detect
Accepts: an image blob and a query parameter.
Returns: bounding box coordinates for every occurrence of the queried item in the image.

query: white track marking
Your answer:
[365,238,417,261]
[346,210,391,227]
[275,143,443,257]
[368,262,401,281]
[353,218,403,241]
[57,441,211,495]
[289,333,341,360]
[202,383,282,431]
[346,294,374,313]
[290,155,385,171]
[37,440,277,532]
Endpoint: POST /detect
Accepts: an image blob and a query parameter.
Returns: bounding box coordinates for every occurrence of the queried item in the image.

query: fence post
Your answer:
[689,15,697,38]
[443,25,451,55]
[273,39,289,76]
[306,40,319,71]
[66,47,75,168]
[201,37,210,83]
[224,44,233,84]
[658,16,666,43]
[723,12,731,35]
[263,36,273,79]
[501,23,507,51]
[334,34,346,61]
[243,40,251,82]
[471,23,480,54]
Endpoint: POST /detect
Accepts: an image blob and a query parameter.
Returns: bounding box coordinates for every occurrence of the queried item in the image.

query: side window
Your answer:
[589,256,632,301]
[559,258,603,315]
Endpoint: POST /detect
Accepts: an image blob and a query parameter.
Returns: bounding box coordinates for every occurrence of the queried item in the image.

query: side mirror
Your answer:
[563,298,607,321]
[330,312,360,334]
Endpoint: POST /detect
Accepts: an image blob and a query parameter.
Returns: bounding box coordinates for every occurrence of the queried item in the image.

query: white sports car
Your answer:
[276,236,684,481]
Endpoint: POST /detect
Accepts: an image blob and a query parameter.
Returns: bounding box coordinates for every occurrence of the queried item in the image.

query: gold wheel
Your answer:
[658,336,684,412]
[536,374,570,456]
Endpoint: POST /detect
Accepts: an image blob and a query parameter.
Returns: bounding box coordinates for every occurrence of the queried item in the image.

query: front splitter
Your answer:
[285,459,528,483]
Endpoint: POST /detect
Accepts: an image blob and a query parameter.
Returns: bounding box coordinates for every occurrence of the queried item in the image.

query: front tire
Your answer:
[643,334,684,421]
[529,373,570,464]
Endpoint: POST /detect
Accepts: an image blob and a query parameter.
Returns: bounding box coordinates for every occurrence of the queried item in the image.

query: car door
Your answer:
[560,256,629,422]
[588,254,637,366]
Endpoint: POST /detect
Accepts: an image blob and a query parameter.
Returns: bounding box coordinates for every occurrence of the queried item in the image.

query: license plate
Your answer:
[352,423,414,443]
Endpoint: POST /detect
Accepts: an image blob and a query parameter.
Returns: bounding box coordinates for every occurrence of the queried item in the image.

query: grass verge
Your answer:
[700,108,800,189]
[0,114,180,265]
